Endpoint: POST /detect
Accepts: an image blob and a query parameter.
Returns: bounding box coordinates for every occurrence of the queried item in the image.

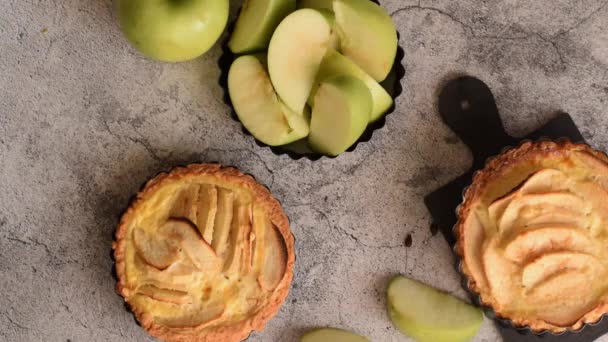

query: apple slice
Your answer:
[196,184,218,244]
[521,252,600,290]
[268,9,335,113]
[258,223,288,290]
[387,276,483,342]
[160,301,226,328]
[310,49,392,122]
[223,202,252,273]
[229,0,296,54]
[159,219,222,273]
[212,188,235,256]
[504,226,593,263]
[137,285,191,305]
[298,0,333,11]
[132,227,179,270]
[169,184,200,223]
[301,328,369,342]
[228,54,310,146]
[308,75,372,156]
[333,0,397,81]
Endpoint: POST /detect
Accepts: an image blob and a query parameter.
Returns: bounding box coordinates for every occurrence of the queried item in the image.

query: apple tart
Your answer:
[455,141,608,332]
[113,164,294,341]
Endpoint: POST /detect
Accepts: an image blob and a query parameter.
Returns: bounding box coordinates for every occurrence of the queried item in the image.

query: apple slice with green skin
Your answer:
[308,75,371,156]
[297,0,334,11]
[117,0,229,62]
[268,9,335,113]
[229,0,296,54]
[228,54,310,146]
[300,328,369,342]
[309,49,393,122]
[333,0,397,81]
[387,276,483,342]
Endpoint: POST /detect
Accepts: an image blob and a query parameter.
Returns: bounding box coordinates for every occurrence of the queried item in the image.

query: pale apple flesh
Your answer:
[387,276,483,342]
[309,49,393,122]
[300,328,369,342]
[117,0,229,62]
[268,9,334,113]
[228,54,310,146]
[333,0,397,81]
[308,75,372,156]
[229,0,296,54]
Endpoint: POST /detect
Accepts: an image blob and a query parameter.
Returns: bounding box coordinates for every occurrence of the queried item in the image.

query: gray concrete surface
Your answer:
[1,0,607,341]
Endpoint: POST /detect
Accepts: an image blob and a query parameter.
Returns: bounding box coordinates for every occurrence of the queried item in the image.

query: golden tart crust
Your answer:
[455,141,608,333]
[113,164,295,342]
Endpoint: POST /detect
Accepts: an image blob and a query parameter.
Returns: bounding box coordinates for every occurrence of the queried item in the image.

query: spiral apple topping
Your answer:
[122,179,289,330]
[460,145,608,331]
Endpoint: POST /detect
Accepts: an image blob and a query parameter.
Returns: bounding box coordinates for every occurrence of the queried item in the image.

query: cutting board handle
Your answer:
[438,76,516,167]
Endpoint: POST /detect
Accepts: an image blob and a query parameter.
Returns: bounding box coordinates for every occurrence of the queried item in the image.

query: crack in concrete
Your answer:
[311,207,403,250]
[390,2,608,69]
[5,313,28,331]
[553,0,608,38]
[100,118,162,162]
[61,300,89,329]
[6,236,52,256]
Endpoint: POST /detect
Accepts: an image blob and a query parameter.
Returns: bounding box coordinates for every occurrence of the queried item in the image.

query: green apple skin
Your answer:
[268,9,334,114]
[297,0,334,11]
[228,54,309,146]
[229,0,296,54]
[308,75,372,156]
[387,276,483,342]
[117,0,228,62]
[301,328,369,342]
[333,0,397,81]
[309,49,393,122]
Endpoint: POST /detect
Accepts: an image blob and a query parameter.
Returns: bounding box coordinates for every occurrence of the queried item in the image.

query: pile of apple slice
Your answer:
[227,0,398,156]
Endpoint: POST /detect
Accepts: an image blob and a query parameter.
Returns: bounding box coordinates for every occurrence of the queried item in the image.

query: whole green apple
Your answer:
[117,0,229,62]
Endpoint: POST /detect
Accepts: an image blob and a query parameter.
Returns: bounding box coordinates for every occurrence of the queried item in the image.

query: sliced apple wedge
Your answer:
[160,301,226,329]
[196,184,218,244]
[169,184,200,224]
[387,276,483,342]
[333,0,397,81]
[310,49,392,122]
[504,226,593,263]
[258,223,287,290]
[298,0,333,11]
[137,285,191,305]
[229,0,296,54]
[521,252,600,290]
[159,219,222,273]
[301,328,369,342]
[268,9,335,113]
[228,54,310,146]
[212,188,235,256]
[308,75,371,156]
[132,227,179,270]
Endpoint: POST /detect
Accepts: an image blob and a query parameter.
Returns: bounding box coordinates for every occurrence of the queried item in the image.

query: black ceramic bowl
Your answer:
[218,0,405,160]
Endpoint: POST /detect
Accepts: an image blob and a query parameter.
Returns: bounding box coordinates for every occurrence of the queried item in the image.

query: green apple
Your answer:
[309,49,393,122]
[333,0,397,81]
[297,0,333,11]
[301,328,369,342]
[229,0,296,54]
[387,276,483,342]
[228,54,309,146]
[308,75,371,156]
[268,9,335,113]
[117,0,229,62]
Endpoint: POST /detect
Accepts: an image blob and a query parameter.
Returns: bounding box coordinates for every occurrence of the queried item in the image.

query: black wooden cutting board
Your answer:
[424,76,607,341]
